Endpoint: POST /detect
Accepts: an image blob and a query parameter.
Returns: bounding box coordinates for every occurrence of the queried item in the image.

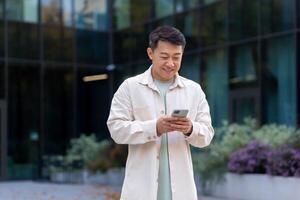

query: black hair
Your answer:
[149,26,186,50]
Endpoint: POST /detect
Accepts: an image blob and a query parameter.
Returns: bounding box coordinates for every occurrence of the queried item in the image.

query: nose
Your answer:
[166,58,175,67]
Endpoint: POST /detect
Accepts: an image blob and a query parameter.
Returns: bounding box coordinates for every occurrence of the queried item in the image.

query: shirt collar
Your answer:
[139,65,185,90]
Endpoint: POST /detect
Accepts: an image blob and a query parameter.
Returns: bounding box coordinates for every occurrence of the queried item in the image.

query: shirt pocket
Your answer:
[132,106,153,121]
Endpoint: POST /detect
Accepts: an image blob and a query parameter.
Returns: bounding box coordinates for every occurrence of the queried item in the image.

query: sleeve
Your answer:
[106,80,158,144]
[185,87,214,148]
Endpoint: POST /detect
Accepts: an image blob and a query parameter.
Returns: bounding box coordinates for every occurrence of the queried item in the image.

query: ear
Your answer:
[147,47,153,60]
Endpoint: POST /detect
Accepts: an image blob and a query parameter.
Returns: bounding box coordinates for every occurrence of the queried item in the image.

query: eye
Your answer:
[160,56,168,60]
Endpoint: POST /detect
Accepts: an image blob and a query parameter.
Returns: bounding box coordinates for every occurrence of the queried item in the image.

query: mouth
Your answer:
[162,68,174,74]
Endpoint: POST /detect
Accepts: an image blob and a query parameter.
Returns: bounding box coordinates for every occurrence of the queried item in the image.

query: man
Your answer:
[107,26,214,200]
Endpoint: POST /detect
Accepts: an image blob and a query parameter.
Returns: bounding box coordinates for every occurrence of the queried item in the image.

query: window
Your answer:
[0,63,4,99]
[229,0,258,40]
[75,0,107,31]
[77,67,110,139]
[44,67,74,154]
[175,0,198,12]
[76,30,108,65]
[42,0,61,25]
[43,26,74,62]
[200,1,226,47]
[6,0,38,23]
[203,0,220,5]
[8,65,40,179]
[155,0,174,18]
[113,0,130,30]
[0,0,3,18]
[7,22,39,59]
[201,49,228,127]
[262,36,296,126]
[0,21,4,57]
[63,0,72,27]
[180,54,200,83]
[229,43,258,85]
[176,11,199,50]
[261,0,294,34]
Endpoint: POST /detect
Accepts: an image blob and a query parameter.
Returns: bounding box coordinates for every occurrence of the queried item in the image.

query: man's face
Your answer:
[147,41,183,81]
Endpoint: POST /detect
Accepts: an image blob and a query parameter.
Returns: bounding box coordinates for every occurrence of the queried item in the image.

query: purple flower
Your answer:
[227,140,270,174]
[266,146,300,177]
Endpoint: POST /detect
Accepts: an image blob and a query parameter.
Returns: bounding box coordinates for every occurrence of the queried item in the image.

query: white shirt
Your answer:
[107,66,214,200]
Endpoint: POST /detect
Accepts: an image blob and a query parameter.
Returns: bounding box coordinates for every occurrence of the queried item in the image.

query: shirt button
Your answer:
[147,136,151,140]
[160,110,164,114]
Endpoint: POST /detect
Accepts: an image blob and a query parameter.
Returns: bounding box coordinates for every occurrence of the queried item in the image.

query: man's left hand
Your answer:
[169,117,193,135]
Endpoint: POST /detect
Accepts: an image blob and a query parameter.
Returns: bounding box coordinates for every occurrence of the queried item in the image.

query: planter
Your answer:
[50,168,125,186]
[202,173,300,200]
[50,170,88,183]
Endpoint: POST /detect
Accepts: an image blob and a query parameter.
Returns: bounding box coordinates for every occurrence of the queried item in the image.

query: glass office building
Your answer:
[0,0,299,180]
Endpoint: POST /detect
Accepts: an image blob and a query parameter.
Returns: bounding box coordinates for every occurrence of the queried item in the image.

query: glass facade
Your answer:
[0,0,110,180]
[0,0,299,180]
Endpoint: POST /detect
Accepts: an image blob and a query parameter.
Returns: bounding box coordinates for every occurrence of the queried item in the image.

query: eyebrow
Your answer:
[160,52,182,56]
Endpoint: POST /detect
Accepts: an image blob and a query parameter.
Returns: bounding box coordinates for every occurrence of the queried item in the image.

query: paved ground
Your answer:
[0,181,225,200]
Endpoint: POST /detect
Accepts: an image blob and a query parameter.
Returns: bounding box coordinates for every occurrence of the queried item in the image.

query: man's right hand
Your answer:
[156,116,176,136]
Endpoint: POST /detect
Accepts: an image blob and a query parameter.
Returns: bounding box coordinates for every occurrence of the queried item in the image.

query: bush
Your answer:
[193,118,255,183]
[48,134,127,174]
[266,146,300,177]
[228,140,270,174]
[252,124,295,148]
[193,118,300,186]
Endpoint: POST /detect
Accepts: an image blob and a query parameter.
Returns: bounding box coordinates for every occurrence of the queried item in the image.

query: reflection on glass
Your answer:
[180,54,200,82]
[42,0,61,25]
[77,68,110,140]
[202,50,228,127]
[43,26,61,60]
[262,36,296,125]
[203,0,219,5]
[76,30,108,64]
[175,0,198,12]
[113,0,130,30]
[6,0,38,23]
[200,1,226,46]
[75,0,107,31]
[0,22,3,57]
[155,0,173,18]
[8,65,40,179]
[233,98,255,123]
[0,64,3,99]
[261,0,294,34]
[229,0,258,40]
[130,0,151,25]
[0,0,3,18]
[44,67,73,154]
[8,22,39,59]
[63,0,72,27]
[230,44,258,84]
[131,25,148,60]
[176,11,199,50]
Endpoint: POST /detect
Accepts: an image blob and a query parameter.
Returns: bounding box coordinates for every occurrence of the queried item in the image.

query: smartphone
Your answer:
[172,109,189,118]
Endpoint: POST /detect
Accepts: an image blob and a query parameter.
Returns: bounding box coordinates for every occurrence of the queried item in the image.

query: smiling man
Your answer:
[107,26,214,200]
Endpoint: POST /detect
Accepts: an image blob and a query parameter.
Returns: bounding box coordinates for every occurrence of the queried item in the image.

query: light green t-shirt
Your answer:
[154,78,174,200]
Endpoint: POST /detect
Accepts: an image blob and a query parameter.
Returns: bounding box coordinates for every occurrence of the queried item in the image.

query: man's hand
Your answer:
[156,116,176,136]
[156,116,193,136]
[170,117,193,136]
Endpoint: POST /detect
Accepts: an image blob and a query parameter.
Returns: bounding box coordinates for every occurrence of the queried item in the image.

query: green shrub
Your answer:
[193,118,255,185]
[252,124,295,147]
[193,118,300,188]
[47,134,127,174]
